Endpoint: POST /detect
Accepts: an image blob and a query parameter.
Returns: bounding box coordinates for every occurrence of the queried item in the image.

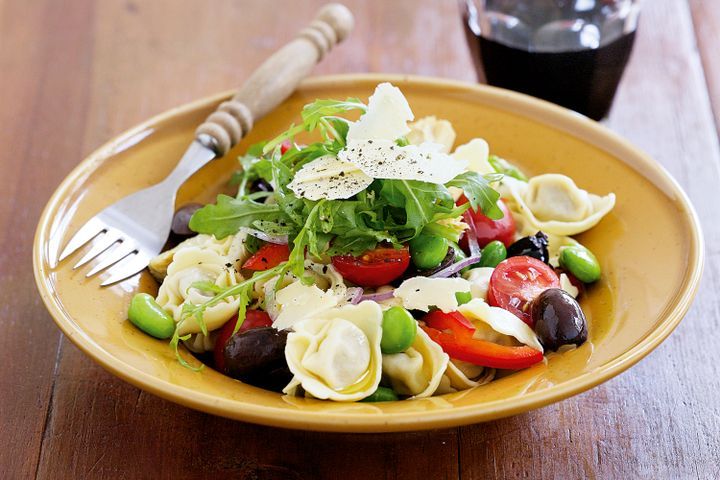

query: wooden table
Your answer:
[2,0,719,478]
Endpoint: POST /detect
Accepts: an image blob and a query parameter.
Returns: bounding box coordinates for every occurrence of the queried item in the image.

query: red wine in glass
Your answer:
[462,0,640,120]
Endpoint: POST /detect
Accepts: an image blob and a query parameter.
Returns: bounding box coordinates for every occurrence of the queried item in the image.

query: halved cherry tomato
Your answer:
[488,256,560,326]
[458,195,516,249]
[213,310,273,372]
[242,243,290,271]
[331,246,410,288]
[422,310,543,369]
[280,140,292,155]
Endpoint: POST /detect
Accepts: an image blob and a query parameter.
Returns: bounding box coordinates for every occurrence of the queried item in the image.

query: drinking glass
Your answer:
[461,0,641,120]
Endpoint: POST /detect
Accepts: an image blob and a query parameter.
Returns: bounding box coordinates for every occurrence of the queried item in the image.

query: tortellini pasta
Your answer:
[458,299,543,352]
[462,267,495,301]
[264,260,348,329]
[148,232,250,280]
[437,361,496,394]
[407,116,456,153]
[183,332,216,353]
[451,138,494,175]
[271,281,340,331]
[500,175,615,236]
[155,246,241,335]
[382,327,449,398]
[283,302,383,401]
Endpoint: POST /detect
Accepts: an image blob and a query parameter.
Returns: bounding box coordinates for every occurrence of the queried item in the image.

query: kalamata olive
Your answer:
[530,288,588,351]
[507,231,549,263]
[171,203,203,236]
[223,327,292,392]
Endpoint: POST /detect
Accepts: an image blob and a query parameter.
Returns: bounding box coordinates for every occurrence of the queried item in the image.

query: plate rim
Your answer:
[33,73,705,432]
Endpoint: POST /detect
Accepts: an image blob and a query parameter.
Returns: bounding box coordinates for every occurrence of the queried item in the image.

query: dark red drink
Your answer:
[463,17,636,120]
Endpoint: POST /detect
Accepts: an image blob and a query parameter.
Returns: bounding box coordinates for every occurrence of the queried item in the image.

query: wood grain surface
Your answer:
[1,0,719,478]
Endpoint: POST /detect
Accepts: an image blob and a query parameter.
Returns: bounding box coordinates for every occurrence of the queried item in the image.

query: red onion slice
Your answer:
[239,227,289,245]
[357,290,395,303]
[462,211,481,257]
[430,255,482,278]
[347,287,364,304]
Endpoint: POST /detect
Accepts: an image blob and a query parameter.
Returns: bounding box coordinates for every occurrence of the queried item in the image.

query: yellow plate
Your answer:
[33,75,704,432]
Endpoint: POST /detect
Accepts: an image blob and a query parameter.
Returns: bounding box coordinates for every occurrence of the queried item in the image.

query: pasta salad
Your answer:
[126,83,615,402]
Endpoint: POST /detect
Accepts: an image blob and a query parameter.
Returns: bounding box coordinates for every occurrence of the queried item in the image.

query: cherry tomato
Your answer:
[213,310,273,372]
[280,140,292,155]
[422,310,543,369]
[331,246,410,288]
[242,243,290,271]
[458,195,516,249]
[488,256,560,326]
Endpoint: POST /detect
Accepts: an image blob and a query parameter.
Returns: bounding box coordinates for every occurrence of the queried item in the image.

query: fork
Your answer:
[57,3,354,286]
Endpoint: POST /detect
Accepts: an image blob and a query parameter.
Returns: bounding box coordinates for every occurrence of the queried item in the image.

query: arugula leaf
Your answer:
[446,171,503,220]
[286,200,325,279]
[379,180,456,239]
[188,281,224,294]
[263,98,365,154]
[251,220,296,236]
[169,331,200,371]
[242,233,263,254]
[189,195,284,239]
[488,155,528,181]
[231,285,252,335]
[327,235,380,256]
[301,98,366,130]
[280,142,333,170]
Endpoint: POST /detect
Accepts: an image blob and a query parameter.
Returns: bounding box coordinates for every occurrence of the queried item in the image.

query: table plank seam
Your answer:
[688,1,720,141]
[33,336,64,480]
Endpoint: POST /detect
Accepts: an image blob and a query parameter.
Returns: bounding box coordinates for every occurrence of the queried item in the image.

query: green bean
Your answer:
[380,306,417,354]
[128,293,175,339]
[410,234,449,270]
[478,240,507,268]
[361,386,399,402]
[559,245,601,283]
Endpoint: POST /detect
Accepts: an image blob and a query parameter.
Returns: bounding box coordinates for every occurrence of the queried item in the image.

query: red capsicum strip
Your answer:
[242,243,290,271]
[422,310,543,370]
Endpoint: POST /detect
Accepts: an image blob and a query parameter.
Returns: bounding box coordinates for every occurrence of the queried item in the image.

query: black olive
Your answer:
[171,203,203,237]
[530,288,588,351]
[223,327,292,392]
[250,179,274,193]
[507,231,549,263]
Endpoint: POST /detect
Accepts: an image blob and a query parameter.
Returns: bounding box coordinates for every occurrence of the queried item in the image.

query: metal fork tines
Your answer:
[56,141,216,286]
[59,215,151,286]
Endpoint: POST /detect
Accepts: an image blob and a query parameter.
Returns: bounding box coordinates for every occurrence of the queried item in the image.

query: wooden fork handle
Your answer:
[195,3,354,156]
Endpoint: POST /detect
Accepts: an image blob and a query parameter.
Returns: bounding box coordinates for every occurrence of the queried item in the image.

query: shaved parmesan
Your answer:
[347,82,414,141]
[287,154,373,200]
[458,299,543,352]
[452,138,493,175]
[272,281,339,330]
[394,276,471,313]
[339,139,468,184]
[560,273,579,298]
